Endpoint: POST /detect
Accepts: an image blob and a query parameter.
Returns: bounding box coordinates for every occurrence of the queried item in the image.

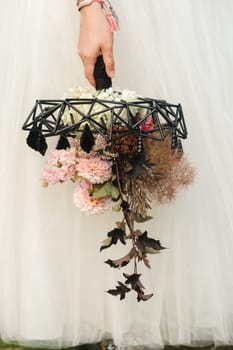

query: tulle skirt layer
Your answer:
[0,0,233,348]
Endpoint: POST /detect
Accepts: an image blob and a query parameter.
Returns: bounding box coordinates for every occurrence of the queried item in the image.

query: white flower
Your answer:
[62,87,142,128]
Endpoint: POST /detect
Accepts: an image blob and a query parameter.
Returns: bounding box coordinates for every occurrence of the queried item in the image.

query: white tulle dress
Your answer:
[1,0,233,348]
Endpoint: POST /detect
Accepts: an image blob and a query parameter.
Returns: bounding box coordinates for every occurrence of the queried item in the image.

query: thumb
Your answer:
[102,49,115,78]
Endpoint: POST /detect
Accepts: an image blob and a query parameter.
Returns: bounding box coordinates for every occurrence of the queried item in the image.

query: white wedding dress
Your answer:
[1,0,233,348]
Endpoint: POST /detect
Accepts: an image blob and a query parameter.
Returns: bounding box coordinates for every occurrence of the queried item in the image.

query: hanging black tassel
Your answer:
[56,135,70,150]
[80,124,95,153]
[26,125,47,156]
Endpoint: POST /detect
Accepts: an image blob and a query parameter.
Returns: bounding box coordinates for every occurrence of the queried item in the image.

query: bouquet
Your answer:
[23,56,195,301]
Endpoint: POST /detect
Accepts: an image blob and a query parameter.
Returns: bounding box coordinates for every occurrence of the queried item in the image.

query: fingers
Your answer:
[79,54,96,87]
[102,46,115,79]
[80,50,115,87]
[84,61,96,87]
[79,42,115,87]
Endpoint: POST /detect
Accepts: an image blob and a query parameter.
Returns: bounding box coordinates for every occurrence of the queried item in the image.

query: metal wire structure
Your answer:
[22,96,187,146]
[22,56,187,155]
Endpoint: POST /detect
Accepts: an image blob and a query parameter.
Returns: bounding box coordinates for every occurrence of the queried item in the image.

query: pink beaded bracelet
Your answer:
[77,0,119,32]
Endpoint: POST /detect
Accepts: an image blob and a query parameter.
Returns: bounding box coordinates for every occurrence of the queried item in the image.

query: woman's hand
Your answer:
[78,2,115,87]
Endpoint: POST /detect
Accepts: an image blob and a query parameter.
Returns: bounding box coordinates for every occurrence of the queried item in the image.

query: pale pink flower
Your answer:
[73,180,111,215]
[70,138,80,148]
[93,134,108,151]
[77,156,112,184]
[41,149,78,185]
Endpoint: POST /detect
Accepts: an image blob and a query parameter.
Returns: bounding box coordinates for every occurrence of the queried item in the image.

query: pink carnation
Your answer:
[41,149,78,185]
[73,180,111,215]
[77,156,112,184]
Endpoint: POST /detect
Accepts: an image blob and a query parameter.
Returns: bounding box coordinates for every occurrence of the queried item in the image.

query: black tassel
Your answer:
[80,124,95,153]
[26,126,47,156]
[56,135,70,150]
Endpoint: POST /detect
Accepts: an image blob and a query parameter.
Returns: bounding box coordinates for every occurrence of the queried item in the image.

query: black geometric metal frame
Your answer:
[22,96,188,143]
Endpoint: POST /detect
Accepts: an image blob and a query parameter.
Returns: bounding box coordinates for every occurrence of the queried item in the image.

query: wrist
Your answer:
[77,0,119,32]
[79,1,102,14]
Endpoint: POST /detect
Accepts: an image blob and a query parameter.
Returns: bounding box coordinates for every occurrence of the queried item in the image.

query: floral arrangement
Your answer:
[41,87,195,301]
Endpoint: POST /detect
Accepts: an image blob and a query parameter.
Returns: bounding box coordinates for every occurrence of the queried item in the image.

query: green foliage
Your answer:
[133,213,153,223]
[92,181,119,199]
[112,202,121,212]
